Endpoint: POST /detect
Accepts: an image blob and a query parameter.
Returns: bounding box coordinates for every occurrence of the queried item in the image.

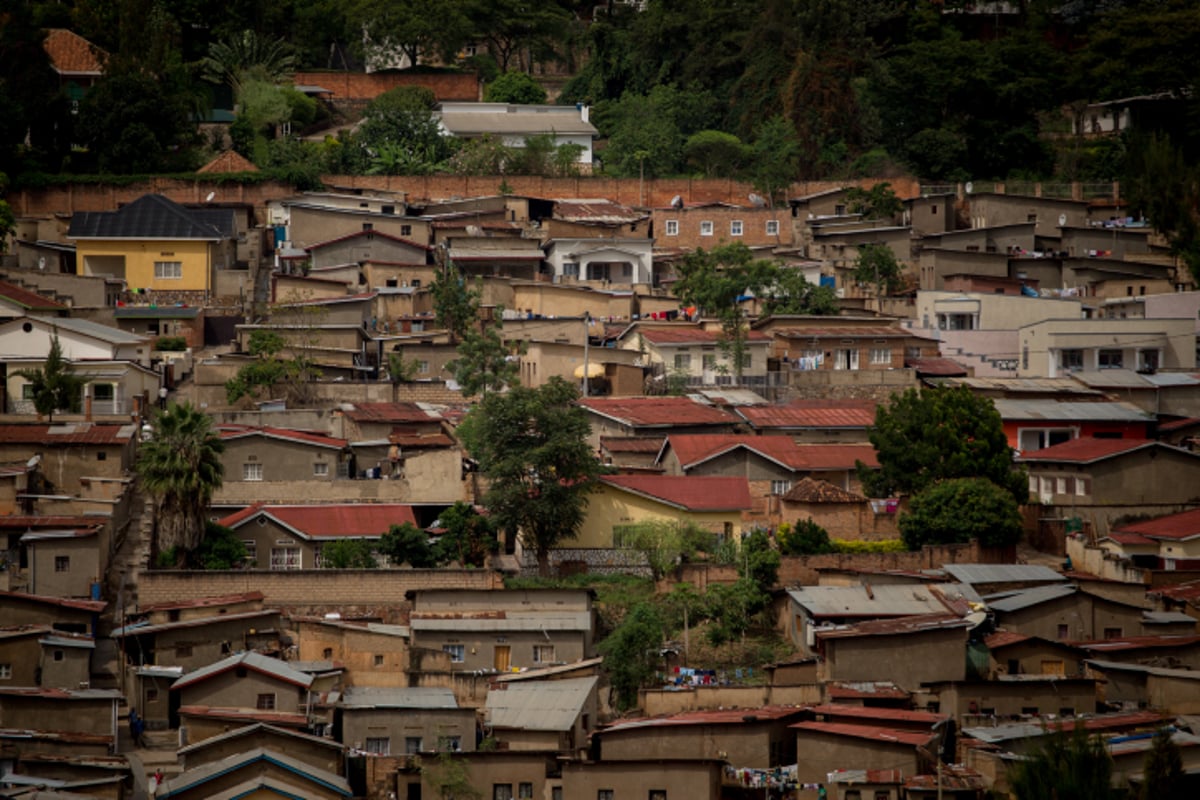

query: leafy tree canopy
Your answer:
[378,522,438,568]
[17,333,84,421]
[484,71,547,104]
[862,386,1027,503]
[777,519,835,555]
[899,477,1023,550]
[1010,725,1117,800]
[852,243,904,295]
[319,538,379,569]
[598,602,664,711]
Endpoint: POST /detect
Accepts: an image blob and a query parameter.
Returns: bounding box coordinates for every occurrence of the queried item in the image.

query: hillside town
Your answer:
[4,3,1200,800]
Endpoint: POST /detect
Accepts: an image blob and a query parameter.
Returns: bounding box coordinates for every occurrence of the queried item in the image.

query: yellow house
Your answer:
[577,474,751,548]
[68,194,236,296]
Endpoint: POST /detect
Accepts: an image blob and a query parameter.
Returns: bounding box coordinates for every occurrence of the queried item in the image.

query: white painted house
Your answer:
[436,102,598,168]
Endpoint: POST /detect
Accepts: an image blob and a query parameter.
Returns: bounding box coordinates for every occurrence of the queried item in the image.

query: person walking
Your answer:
[128,707,146,748]
[158,385,168,410]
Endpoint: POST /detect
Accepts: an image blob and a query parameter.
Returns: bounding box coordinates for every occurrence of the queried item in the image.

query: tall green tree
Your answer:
[598,602,664,711]
[748,115,801,204]
[899,477,1023,550]
[456,377,603,574]
[484,71,548,104]
[465,0,573,72]
[352,0,470,69]
[673,243,777,383]
[200,29,297,96]
[1010,725,1117,800]
[861,386,1027,503]
[683,130,748,178]
[1140,727,1185,800]
[138,402,225,561]
[852,243,904,295]
[17,333,85,421]
[760,268,839,316]
[431,502,497,567]
[845,182,902,220]
[1124,133,1200,281]
[358,86,454,173]
[429,267,481,345]
[451,321,520,398]
[378,522,438,568]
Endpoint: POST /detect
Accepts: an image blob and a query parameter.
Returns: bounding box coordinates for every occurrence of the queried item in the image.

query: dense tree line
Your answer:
[3,0,1200,190]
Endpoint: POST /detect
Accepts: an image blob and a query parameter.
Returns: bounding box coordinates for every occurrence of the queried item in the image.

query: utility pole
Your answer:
[583,313,590,397]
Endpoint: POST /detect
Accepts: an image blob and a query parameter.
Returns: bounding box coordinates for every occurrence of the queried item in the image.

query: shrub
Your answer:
[831,539,907,554]
[155,336,188,351]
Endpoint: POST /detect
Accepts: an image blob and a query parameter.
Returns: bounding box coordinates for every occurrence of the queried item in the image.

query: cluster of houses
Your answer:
[5,101,1200,795]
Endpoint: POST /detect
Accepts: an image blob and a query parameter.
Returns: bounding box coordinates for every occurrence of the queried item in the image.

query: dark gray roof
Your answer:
[943,564,1066,585]
[987,584,1078,613]
[114,306,201,320]
[68,194,234,240]
[339,686,458,710]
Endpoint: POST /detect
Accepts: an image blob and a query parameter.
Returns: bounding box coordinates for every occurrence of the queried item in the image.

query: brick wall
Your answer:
[137,568,502,609]
[292,71,480,103]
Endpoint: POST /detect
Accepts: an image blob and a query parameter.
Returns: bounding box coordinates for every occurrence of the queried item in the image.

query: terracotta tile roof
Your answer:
[600,436,666,454]
[782,477,867,504]
[580,397,738,428]
[0,280,67,311]
[305,229,430,253]
[638,327,769,345]
[791,720,936,746]
[0,423,134,445]
[737,403,876,429]
[217,425,347,450]
[1017,438,1156,463]
[343,402,440,424]
[602,705,806,732]
[387,432,455,448]
[1114,507,1200,542]
[809,705,948,725]
[196,150,259,174]
[1103,531,1156,546]
[1159,416,1200,433]
[218,503,418,538]
[600,475,752,512]
[42,29,106,75]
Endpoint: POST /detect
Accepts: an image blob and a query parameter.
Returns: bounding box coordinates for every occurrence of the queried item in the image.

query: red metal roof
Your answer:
[638,327,769,345]
[600,475,752,512]
[816,613,968,640]
[1153,581,1200,602]
[580,397,737,427]
[0,590,106,613]
[1070,634,1200,651]
[809,705,948,725]
[905,357,969,377]
[197,150,259,174]
[791,721,936,746]
[600,437,666,454]
[219,504,418,538]
[776,326,919,339]
[825,682,911,700]
[388,432,455,448]
[1115,507,1200,542]
[0,515,103,530]
[0,280,68,310]
[666,434,876,472]
[737,403,876,430]
[1158,417,1200,433]
[984,630,1033,649]
[830,769,906,785]
[0,423,133,445]
[603,705,806,732]
[218,425,347,449]
[1103,531,1156,546]
[343,402,439,424]
[178,705,308,727]
[1017,438,1154,463]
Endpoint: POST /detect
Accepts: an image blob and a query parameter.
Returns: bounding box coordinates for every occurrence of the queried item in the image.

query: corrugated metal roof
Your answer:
[737,402,876,430]
[929,376,1102,395]
[580,397,738,427]
[600,474,753,512]
[943,564,1066,585]
[340,686,457,710]
[791,721,936,746]
[553,199,645,224]
[1073,634,1200,651]
[1086,659,1200,680]
[816,613,969,640]
[987,584,1078,612]
[1018,438,1158,463]
[810,705,948,725]
[825,682,910,700]
[486,676,597,731]
[158,746,351,799]
[992,398,1153,421]
[409,611,591,632]
[603,705,805,733]
[828,769,905,785]
[172,651,313,691]
[788,584,967,618]
[1115,507,1200,541]
[1143,611,1198,625]
[112,609,280,638]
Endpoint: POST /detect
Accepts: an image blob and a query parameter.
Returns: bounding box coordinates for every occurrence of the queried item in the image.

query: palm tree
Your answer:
[137,402,225,563]
[200,29,297,96]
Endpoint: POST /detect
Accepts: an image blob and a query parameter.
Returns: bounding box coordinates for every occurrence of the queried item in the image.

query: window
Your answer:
[406,737,423,754]
[1021,706,1039,716]
[270,547,301,570]
[1076,477,1090,496]
[443,644,465,663]
[743,354,752,369]
[869,347,892,365]
[1104,627,1123,640]
[700,221,714,236]
[256,693,276,710]
[154,261,183,280]
[1057,623,1069,640]
[242,540,257,563]
[493,785,513,800]
[673,353,691,370]
[519,784,533,799]
[553,789,563,800]
[0,664,10,680]
[598,792,614,800]
[771,480,793,495]
[416,360,430,374]
[441,735,462,751]
[93,383,114,402]
[702,353,717,370]
[730,220,743,236]
[243,462,263,481]
[54,556,70,572]
[323,647,334,659]
[1098,349,1124,369]
[1139,349,1160,371]
[665,219,679,236]
[400,224,412,236]
[875,793,892,800]
[766,220,780,236]
[365,737,390,755]
[21,383,35,401]
[533,644,556,664]
[1060,349,1084,371]
[649,792,667,800]
[313,462,329,477]
[374,654,385,666]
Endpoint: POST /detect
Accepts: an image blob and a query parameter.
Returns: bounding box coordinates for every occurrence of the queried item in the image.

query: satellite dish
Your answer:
[205,192,216,203]
[964,182,974,195]
[748,193,767,208]
[964,611,988,630]
[670,195,684,210]
[1058,213,1068,227]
